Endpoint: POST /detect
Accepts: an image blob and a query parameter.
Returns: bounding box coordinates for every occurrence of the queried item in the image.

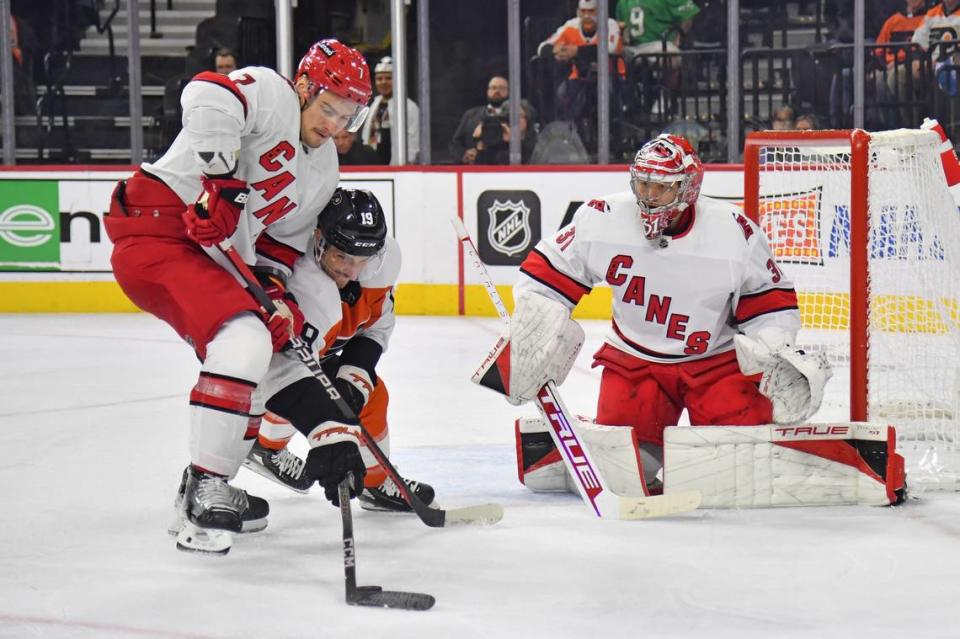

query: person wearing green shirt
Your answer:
[615,0,700,56]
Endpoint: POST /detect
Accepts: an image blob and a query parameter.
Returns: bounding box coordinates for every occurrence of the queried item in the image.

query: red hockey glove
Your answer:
[262,277,305,352]
[182,176,249,246]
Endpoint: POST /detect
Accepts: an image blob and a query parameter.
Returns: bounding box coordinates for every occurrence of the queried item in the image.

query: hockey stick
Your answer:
[452,216,701,520]
[338,478,436,610]
[206,231,503,527]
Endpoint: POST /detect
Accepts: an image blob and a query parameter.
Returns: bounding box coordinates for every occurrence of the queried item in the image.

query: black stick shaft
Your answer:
[339,479,358,599]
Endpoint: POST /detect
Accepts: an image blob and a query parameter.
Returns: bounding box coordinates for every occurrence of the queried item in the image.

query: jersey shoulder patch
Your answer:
[732,211,755,241]
[587,198,609,213]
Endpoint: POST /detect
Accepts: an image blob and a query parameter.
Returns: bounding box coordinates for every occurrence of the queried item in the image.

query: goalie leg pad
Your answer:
[516,416,650,496]
[662,423,906,507]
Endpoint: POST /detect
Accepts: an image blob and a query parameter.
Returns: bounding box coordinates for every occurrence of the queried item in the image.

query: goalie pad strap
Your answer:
[662,423,905,507]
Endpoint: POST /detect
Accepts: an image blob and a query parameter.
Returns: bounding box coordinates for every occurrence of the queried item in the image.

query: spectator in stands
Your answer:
[615,0,700,60]
[771,105,796,130]
[537,0,625,140]
[794,113,820,131]
[876,0,928,126]
[334,129,380,165]
[449,75,538,164]
[361,55,421,165]
[912,0,960,52]
[214,48,238,75]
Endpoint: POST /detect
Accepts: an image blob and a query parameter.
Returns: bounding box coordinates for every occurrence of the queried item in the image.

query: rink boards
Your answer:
[6,162,950,329]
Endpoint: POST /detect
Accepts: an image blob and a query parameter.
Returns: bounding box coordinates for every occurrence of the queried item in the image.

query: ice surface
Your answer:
[1,314,958,638]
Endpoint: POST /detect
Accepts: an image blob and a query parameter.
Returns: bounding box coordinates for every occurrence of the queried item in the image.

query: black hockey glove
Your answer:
[305,440,366,506]
[334,377,367,415]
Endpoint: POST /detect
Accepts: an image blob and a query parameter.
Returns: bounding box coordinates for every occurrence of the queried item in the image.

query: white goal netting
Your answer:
[749,129,960,491]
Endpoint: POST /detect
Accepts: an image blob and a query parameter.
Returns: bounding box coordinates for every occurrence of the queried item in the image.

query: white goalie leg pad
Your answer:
[516,416,648,496]
[507,293,584,405]
[662,423,905,507]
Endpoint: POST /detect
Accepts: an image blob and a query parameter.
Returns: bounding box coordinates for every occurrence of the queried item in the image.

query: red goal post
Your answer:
[743,128,960,490]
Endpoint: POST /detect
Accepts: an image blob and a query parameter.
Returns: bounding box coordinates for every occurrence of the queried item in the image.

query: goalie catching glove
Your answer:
[472,292,584,405]
[734,327,832,424]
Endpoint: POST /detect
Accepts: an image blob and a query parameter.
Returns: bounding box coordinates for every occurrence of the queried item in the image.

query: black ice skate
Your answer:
[359,476,436,512]
[169,466,269,537]
[242,441,312,493]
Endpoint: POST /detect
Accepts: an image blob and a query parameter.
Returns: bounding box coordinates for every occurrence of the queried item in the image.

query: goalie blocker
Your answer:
[517,419,906,507]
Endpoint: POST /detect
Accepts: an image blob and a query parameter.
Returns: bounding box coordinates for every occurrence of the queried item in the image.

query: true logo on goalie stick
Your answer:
[537,386,603,516]
[476,190,541,266]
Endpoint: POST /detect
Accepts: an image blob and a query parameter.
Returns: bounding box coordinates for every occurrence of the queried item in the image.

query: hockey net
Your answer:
[744,129,960,491]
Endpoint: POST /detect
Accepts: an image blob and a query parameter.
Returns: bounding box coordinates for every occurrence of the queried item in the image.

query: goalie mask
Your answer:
[297,39,372,132]
[315,188,388,285]
[629,134,703,240]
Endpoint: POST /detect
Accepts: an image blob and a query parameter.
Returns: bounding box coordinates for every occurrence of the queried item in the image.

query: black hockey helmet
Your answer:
[316,188,387,257]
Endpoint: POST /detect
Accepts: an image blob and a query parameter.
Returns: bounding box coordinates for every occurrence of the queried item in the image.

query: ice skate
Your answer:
[169,466,269,554]
[359,475,435,512]
[242,441,312,493]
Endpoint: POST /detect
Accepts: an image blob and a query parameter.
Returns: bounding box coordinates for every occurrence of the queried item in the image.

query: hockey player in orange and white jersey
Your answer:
[506,134,836,494]
[243,189,435,512]
[105,39,372,555]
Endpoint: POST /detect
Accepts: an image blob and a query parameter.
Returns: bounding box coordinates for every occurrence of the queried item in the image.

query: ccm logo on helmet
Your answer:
[317,42,335,57]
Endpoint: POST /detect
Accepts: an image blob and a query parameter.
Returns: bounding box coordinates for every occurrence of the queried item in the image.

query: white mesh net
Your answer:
[752,129,960,491]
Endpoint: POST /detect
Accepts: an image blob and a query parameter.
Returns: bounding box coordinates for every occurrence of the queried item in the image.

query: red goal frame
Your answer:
[743,129,872,423]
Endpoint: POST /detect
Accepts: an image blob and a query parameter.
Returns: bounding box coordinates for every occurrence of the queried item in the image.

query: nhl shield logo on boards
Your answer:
[487,200,531,257]
[476,190,541,266]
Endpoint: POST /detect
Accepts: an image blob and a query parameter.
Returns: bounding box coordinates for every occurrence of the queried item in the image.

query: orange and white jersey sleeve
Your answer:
[516,192,800,363]
[143,66,306,267]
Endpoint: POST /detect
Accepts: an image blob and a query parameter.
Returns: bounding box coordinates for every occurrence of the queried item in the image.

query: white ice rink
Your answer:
[2,313,959,639]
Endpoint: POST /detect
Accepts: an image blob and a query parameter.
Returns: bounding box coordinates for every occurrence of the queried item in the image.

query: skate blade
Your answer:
[168,514,266,535]
[241,458,311,494]
[175,521,232,555]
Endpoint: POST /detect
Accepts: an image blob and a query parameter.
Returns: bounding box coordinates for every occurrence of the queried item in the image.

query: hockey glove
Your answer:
[334,365,374,415]
[182,176,249,246]
[259,276,304,352]
[305,425,367,506]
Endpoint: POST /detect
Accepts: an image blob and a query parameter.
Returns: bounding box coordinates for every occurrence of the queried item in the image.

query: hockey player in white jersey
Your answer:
[244,189,435,512]
[104,39,372,554]
[506,134,839,495]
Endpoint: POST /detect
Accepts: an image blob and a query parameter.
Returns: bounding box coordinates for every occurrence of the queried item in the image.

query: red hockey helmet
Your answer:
[629,134,704,240]
[297,39,372,132]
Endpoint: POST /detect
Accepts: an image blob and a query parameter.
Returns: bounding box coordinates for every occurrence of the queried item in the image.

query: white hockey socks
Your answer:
[663,423,906,507]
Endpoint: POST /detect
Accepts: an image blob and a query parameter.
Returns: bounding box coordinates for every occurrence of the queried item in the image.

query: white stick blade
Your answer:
[443,503,505,526]
[615,490,702,520]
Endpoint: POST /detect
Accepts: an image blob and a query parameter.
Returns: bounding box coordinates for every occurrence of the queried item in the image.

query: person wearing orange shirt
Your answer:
[537,0,626,138]
[243,189,436,513]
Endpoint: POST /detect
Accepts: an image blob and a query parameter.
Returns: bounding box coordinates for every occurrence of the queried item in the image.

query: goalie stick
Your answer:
[204,227,503,528]
[452,216,701,520]
[339,479,436,610]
